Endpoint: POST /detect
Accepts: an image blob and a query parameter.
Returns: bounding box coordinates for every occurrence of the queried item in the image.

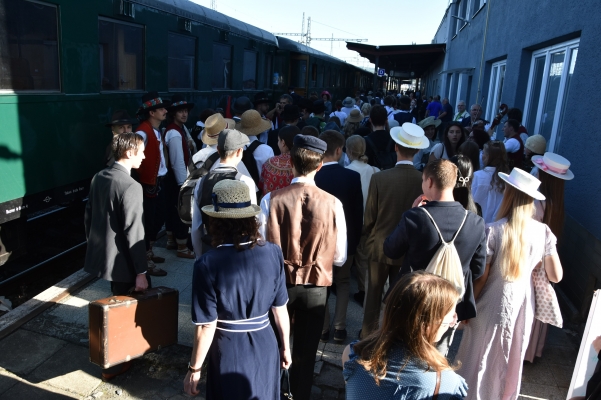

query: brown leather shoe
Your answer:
[147,265,167,276]
[177,248,195,259]
[101,361,132,382]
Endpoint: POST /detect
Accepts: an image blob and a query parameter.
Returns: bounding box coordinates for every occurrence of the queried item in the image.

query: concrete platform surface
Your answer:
[0,244,581,399]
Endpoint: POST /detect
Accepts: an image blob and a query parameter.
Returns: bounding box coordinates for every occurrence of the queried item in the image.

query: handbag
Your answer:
[532,246,563,328]
[280,369,293,400]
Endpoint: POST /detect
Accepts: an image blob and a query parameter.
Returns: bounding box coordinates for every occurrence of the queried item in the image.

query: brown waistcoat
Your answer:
[267,183,338,286]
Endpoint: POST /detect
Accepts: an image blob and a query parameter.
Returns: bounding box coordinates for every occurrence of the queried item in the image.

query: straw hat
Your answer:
[237,109,272,136]
[418,116,441,129]
[347,109,363,123]
[202,113,226,145]
[390,123,430,149]
[531,152,574,180]
[524,135,547,155]
[498,168,546,200]
[201,180,260,219]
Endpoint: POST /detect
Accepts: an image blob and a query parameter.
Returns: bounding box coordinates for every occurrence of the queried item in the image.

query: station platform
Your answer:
[0,243,577,399]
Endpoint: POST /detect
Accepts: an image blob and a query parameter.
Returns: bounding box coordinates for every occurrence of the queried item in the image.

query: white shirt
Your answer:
[431,143,449,160]
[244,136,274,176]
[472,166,504,224]
[504,137,521,153]
[329,110,347,126]
[258,176,347,266]
[135,127,168,177]
[190,162,258,258]
[454,111,469,121]
[341,106,360,116]
[346,160,379,212]
[164,128,188,185]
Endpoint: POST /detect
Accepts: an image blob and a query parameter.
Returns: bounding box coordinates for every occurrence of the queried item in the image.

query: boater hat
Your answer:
[167,94,194,112]
[418,116,442,129]
[390,123,430,149]
[498,168,546,200]
[201,180,260,219]
[105,110,138,127]
[137,91,168,115]
[237,109,272,136]
[531,152,574,180]
[202,113,227,145]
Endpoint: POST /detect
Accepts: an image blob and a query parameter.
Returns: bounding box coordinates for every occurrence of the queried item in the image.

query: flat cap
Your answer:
[218,129,250,152]
[293,134,327,154]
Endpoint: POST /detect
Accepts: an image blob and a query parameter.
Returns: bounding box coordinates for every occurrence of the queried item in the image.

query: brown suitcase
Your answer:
[88,286,179,368]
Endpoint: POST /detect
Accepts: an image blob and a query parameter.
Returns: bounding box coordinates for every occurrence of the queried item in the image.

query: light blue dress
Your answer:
[343,341,468,400]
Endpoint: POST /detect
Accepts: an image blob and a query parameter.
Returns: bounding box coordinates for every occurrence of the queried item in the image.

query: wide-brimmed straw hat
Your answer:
[418,116,441,129]
[390,123,430,149]
[237,109,272,136]
[202,113,226,145]
[201,180,260,219]
[531,152,574,180]
[105,110,138,127]
[347,109,363,123]
[498,168,546,200]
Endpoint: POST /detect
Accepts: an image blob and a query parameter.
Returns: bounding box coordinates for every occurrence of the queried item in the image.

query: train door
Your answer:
[289,54,309,97]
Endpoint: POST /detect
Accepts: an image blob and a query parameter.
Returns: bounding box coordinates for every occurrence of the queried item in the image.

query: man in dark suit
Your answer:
[384,158,486,355]
[84,132,150,380]
[315,130,363,343]
[361,123,427,338]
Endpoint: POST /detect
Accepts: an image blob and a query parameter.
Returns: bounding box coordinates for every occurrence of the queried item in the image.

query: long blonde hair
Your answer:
[495,185,535,281]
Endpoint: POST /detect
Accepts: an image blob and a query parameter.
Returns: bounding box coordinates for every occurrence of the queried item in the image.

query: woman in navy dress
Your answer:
[183,180,291,399]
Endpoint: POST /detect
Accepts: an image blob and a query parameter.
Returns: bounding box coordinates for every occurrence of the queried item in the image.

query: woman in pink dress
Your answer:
[524,152,574,363]
[454,168,563,399]
[260,125,300,195]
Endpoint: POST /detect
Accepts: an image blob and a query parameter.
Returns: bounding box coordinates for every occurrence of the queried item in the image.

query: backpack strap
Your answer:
[420,208,468,244]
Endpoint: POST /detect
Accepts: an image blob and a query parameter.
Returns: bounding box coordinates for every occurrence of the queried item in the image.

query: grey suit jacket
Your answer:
[364,163,423,265]
[84,163,147,282]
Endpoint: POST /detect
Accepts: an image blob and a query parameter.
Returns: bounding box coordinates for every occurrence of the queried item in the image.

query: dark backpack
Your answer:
[393,111,414,126]
[364,136,396,170]
[177,151,220,225]
[198,167,241,243]
[241,140,262,189]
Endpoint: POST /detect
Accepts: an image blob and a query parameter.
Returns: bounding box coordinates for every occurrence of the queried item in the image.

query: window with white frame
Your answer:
[486,60,506,124]
[472,0,486,15]
[523,39,579,151]
[456,0,470,33]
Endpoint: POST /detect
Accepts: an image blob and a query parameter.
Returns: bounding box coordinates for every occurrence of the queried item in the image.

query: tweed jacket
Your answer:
[84,163,147,283]
[364,163,422,265]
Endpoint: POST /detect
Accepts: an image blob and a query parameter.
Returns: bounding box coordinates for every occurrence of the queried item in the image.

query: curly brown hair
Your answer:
[208,216,262,251]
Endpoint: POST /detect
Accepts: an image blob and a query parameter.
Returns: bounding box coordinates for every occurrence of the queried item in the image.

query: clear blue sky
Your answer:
[190,0,450,70]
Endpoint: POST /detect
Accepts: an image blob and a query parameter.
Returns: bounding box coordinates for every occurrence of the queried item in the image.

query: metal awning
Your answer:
[345,42,446,77]
[438,67,475,75]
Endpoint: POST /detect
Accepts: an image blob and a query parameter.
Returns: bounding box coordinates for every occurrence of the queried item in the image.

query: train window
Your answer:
[290,59,307,90]
[325,67,330,87]
[273,55,286,86]
[263,53,273,89]
[317,66,324,88]
[168,33,196,90]
[99,18,144,91]
[242,50,257,90]
[212,43,231,89]
[0,0,60,91]
[311,64,317,87]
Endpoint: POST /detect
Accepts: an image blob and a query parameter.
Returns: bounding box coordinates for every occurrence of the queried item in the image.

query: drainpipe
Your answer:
[475,0,493,106]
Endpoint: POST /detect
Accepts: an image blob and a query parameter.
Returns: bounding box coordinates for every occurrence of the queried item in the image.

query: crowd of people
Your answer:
[82,86,589,399]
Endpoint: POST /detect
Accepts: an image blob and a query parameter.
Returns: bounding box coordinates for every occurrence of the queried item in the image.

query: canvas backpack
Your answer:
[421,207,468,297]
[177,151,220,225]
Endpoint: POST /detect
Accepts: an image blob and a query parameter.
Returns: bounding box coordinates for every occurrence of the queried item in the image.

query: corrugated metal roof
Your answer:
[131,0,278,46]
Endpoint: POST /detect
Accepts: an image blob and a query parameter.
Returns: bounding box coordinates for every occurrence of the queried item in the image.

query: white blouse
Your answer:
[472,166,505,224]
[345,160,380,212]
